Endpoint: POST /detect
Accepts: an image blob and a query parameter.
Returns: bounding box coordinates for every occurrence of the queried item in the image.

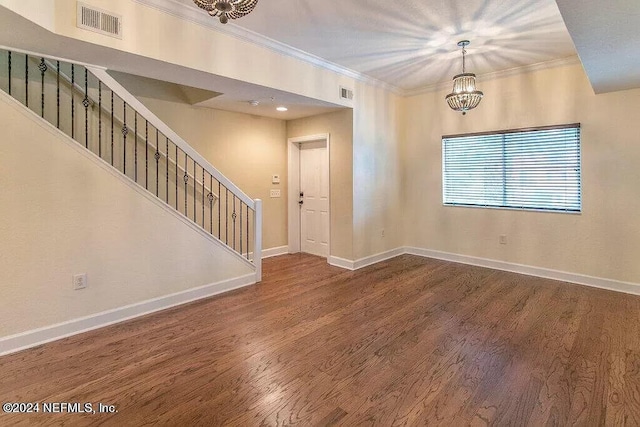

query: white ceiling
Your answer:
[172,0,578,91]
[2,0,637,121]
[555,0,640,94]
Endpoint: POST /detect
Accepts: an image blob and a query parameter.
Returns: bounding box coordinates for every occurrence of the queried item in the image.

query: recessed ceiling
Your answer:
[173,0,578,91]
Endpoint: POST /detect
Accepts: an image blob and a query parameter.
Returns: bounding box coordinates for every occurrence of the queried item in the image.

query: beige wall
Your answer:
[0,92,252,337]
[402,63,640,283]
[287,109,354,260]
[352,82,403,259]
[138,96,288,250]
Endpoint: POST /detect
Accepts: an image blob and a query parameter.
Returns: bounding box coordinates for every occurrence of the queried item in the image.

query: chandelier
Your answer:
[445,40,483,115]
[193,0,259,24]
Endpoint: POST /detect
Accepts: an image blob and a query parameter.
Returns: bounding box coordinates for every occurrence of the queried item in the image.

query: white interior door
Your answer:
[299,140,329,257]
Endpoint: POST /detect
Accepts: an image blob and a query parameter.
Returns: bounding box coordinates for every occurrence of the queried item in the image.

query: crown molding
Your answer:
[405,55,582,97]
[134,0,404,95]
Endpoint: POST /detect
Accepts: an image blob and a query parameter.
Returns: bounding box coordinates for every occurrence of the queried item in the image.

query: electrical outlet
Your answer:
[73,273,87,290]
[499,235,507,245]
[270,189,281,198]
[381,229,385,238]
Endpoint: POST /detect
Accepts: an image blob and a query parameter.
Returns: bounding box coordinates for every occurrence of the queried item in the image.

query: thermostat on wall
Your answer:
[272,174,280,184]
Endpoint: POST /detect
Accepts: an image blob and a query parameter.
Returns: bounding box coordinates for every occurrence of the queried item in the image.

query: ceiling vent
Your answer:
[77,2,122,39]
[340,86,354,101]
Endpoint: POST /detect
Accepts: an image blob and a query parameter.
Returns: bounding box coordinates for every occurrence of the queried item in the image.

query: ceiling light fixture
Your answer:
[192,0,258,24]
[276,106,288,112]
[445,40,483,115]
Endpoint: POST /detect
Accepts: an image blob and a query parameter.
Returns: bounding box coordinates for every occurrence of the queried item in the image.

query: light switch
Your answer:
[270,189,281,198]
[272,174,281,184]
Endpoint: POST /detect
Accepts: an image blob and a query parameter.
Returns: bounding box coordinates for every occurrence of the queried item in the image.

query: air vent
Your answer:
[340,86,354,101]
[77,2,122,39]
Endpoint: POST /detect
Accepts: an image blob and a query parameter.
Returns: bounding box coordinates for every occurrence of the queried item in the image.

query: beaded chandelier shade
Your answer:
[445,40,484,115]
[193,0,259,24]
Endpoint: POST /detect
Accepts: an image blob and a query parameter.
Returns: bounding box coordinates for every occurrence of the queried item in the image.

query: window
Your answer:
[442,124,581,213]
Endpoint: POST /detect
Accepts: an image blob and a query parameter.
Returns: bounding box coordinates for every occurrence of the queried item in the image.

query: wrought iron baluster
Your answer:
[70,64,74,138]
[39,58,46,118]
[7,51,11,96]
[84,68,89,148]
[202,166,205,228]
[166,137,169,204]
[56,61,60,128]
[25,55,28,108]
[122,102,128,173]
[155,129,160,197]
[145,120,149,190]
[232,195,237,250]
[218,182,221,239]
[175,145,178,210]
[193,159,197,223]
[184,154,189,216]
[110,90,114,165]
[225,188,229,245]
[247,206,250,260]
[134,112,138,182]
[98,81,101,156]
[209,175,213,234]
[240,202,242,256]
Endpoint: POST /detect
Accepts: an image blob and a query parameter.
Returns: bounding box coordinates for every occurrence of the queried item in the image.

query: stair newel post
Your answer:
[253,199,262,282]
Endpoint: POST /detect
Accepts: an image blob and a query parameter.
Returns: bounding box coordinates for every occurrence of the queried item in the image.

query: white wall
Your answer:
[402,62,640,284]
[0,92,253,337]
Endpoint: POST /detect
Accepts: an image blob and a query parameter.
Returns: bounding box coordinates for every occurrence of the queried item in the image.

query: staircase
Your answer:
[0,47,262,280]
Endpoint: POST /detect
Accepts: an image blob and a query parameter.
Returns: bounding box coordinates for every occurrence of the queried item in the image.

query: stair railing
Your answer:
[0,46,262,280]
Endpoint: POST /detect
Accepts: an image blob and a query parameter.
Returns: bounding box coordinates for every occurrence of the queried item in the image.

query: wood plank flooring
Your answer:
[1,253,640,426]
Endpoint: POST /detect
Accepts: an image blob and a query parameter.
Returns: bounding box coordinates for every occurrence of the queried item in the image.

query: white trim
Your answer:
[328,256,355,270]
[406,56,581,97]
[253,198,262,281]
[329,244,640,296]
[0,274,256,356]
[133,0,403,95]
[0,90,255,271]
[404,247,640,296]
[262,246,289,259]
[329,248,406,271]
[353,248,406,270]
[287,134,331,258]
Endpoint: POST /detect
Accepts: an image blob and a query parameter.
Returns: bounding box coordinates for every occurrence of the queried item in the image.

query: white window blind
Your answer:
[443,124,581,213]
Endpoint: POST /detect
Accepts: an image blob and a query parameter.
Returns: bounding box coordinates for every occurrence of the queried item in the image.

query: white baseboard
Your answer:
[329,247,405,271]
[262,246,289,259]
[354,248,406,270]
[0,273,256,357]
[404,247,640,296]
[330,245,640,297]
[328,256,356,270]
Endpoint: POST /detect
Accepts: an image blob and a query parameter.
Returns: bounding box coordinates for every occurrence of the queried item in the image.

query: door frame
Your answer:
[287,133,331,257]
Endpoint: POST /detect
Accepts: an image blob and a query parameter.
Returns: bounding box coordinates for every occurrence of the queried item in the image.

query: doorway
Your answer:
[288,134,330,258]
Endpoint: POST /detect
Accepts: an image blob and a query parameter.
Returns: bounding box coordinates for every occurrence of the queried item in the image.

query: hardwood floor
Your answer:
[1,254,640,426]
